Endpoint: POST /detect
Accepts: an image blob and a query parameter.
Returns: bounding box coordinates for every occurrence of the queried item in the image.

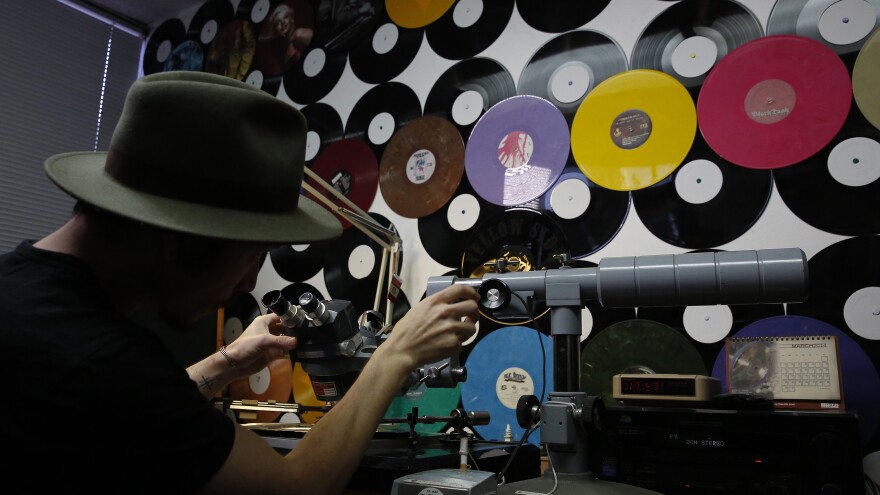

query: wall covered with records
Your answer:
[144,0,880,459]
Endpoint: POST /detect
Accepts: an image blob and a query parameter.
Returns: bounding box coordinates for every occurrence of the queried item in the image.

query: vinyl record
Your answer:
[581,319,707,405]
[229,357,294,423]
[854,26,880,132]
[537,166,629,258]
[254,0,315,77]
[312,0,383,52]
[424,0,515,60]
[465,95,569,207]
[301,102,344,166]
[204,18,257,79]
[424,57,516,144]
[385,383,462,434]
[517,30,628,125]
[292,361,326,423]
[632,131,773,248]
[459,207,568,278]
[515,0,609,33]
[767,0,880,55]
[280,49,347,106]
[222,291,262,345]
[571,69,697,191]
[188,0,236,47]
[788,236,880,345]
[349,7,423,83]
[143,18,187,75]
[697,35,852,169]
[711,315,880,447]
[774,106,880,236]
[417,174,505,268]
[379,116,465,218]
[344,82,422,160]
[386,0,454,28]
[323,212,403,313]
[305,138,379,230]
[631,0,764,92]
[269,240,331,282]
[461,326,554,445]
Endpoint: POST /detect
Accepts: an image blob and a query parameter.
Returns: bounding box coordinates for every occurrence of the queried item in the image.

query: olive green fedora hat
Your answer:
[45,71,341,243]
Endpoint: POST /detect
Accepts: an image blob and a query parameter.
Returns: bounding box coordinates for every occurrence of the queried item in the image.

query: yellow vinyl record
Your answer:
[386,0,455,28]
[291,362,326,424]
[571,69,696,191]
[854,27,880,132]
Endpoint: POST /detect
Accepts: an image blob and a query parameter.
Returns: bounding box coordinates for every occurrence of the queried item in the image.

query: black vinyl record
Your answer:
[424,57,516,144]
[323,212,403,313]
[459,207,569,278]
[424,0,514,60]
[143,18,187,75]
[222,291,262,344]
[343,82,422,160]
[188,0,236,47]
[313,0,383,52]
[269,239,332,283]
[537,165,629,258]
[773,103,880,236]
[767,0,880,55]
[348,7,424,83]
[516,0,610,33]
[301,103,344,166]
[632,0,764,95]
[632,131,772,249]
[518,30,628,126]
[417,174,505,269]
[280,45,346,104]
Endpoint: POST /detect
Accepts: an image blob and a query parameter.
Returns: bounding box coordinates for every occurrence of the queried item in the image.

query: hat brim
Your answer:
[46,152,343,244]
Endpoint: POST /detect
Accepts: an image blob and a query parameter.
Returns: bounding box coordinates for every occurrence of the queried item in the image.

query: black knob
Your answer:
[516,394,541,429]
[479,278,510,312]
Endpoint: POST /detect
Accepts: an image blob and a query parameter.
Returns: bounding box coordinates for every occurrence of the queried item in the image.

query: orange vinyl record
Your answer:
[571,69,697,191]
[853,27,880,132]
[379,116,465,218]
[229,357,293,423]
[386,0,454,28]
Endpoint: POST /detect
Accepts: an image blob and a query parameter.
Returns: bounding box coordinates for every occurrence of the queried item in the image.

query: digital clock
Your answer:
[612,374,720,404]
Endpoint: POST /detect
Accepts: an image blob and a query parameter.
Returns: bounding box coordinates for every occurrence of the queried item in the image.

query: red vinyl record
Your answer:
[305,139,379,229]
[697,34,852,169]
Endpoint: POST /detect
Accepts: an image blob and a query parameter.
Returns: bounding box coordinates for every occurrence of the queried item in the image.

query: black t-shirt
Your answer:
[0,241,235,493]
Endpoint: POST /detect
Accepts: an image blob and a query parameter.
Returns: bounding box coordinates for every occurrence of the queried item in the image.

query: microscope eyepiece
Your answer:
[299,292,319,312]
[261,290,289,315]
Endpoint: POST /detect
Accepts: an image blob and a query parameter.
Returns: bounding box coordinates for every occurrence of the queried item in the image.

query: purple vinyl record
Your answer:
[465,95,569,207]
[711,315,880,447]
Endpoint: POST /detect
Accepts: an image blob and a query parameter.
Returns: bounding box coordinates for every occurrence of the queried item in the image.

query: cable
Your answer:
[496,421,540,485]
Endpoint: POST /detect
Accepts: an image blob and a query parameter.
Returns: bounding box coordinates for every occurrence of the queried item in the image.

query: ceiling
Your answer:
[82,0,207,31]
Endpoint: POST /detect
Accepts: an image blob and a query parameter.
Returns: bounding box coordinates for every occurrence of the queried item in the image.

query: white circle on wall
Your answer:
[224,317,244,344]
[452,90,484,126]
[279,412,302,424]
[251,0,271,23]
[201,20,219,44]
[549,177,591,220]
[245,70,265,88]
[249,366,272,395]
[818,0,877,46]
[303,48,327,78]
[671,36,718,78]
[291,243,309,253]
[682,305,733,343]
[453,0,483,28]
[675,159,723,205]
[827,137,880,187]
[581,306,594,341]
[844,286,880,340]
[373,23,399,54]
[549,62,591,104]
[305,131,320,161]
[368,112,396,145]
[157,40,173,63]
[349,244,376,280]
[447,193,480,231]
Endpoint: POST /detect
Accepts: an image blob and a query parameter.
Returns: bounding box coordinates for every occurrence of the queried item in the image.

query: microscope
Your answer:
[393,247,809,495]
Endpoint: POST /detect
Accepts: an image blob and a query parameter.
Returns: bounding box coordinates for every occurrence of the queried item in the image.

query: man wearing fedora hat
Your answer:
[0,71,479,494]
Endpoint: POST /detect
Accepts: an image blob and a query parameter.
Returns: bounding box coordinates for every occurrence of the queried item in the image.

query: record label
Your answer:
[696,35,851,169]
[465,95,568,206]
[571,69,696,191]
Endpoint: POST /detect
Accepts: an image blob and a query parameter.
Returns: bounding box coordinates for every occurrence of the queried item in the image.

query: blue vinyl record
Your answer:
[461,326,553,445]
